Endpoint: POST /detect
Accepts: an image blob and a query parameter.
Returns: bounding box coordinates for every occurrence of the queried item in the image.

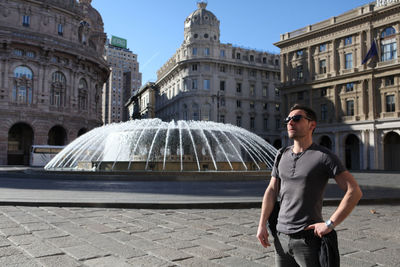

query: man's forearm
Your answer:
[330,184,362,227]
[258,187,278,228]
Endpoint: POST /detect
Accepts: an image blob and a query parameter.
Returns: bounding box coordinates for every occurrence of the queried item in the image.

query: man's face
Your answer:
[286,109,315,139]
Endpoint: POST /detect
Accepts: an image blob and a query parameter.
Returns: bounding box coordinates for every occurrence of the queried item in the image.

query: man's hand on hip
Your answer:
[305,223,332,238]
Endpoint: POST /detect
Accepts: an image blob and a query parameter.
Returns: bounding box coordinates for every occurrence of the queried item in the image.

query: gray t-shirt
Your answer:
[271,143,346,234]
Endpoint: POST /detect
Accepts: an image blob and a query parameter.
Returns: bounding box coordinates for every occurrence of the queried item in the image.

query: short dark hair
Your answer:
[289,104,317,122]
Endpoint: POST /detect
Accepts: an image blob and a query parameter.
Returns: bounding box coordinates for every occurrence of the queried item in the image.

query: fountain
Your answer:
[45,119,277,173]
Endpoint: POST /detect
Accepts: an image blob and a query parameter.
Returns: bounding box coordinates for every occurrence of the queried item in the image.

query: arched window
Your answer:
[51,71,66,107]
[13,66,33,104]
[192,103,199,121]
[78,78,88,110]
[201,103,211,121]
[381,27,397,62]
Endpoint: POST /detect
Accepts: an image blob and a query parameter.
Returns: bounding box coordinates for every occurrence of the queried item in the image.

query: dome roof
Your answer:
[185,2,219,28]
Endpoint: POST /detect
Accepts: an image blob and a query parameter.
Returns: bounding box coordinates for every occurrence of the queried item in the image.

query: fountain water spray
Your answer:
[45,119,278,172]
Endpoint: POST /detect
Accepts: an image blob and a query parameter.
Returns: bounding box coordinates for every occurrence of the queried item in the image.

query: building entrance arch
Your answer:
[384,131,400,170]
[345,134,360,170]
[77,128,87,137]
[7,123,34,165]
[48,125,67,146]
[319,135,332,150]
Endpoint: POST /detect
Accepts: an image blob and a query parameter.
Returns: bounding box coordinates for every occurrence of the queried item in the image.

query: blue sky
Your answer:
[92,0,371,84]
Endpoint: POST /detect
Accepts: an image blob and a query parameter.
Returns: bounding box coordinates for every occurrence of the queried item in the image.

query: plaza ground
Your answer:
[0,167,399,266]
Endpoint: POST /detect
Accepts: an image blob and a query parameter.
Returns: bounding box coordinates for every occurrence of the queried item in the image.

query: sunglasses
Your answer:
[284,115,312,124]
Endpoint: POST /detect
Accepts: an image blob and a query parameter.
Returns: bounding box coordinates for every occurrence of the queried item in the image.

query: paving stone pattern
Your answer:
[0,205,398,266]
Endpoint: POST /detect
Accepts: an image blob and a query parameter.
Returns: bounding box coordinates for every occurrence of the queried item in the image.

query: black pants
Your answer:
[274,230,321,267]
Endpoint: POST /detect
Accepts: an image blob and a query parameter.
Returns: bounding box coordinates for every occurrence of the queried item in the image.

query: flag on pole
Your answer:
[362,40,378,64]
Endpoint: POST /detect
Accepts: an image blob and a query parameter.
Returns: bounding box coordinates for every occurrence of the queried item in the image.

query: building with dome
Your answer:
[0,0,109,165]
[275,0,400,170]
[151,2,282,146]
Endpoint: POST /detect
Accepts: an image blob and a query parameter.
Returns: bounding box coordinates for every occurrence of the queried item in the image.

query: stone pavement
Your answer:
[0,167,399,266]
[0,204,399,266]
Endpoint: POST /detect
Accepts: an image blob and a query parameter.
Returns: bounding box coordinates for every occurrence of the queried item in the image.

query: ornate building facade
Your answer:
[275,1,400,170]
[0,0,109,165]
[154,2,282,146]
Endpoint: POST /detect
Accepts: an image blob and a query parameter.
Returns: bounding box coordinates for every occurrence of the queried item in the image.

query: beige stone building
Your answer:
[154,2,282,147]
[275,0,400,170]
[126,82,156,120]
[0,0,109,165]
[103,36,142,124]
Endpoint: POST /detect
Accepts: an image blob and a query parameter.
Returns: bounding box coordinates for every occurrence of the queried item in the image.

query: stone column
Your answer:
[367,76,376,119]
[280,54,286,83]
[307,46,312,80]
[333,85,340,122]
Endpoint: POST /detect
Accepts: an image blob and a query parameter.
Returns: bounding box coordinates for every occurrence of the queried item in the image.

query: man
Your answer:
[257,104,362,267]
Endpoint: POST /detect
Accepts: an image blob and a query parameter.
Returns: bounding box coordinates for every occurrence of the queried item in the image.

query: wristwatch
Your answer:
[325,219,335,229]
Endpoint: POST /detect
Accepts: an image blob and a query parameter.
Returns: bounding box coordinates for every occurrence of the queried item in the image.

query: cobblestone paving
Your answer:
[0,204,398,266]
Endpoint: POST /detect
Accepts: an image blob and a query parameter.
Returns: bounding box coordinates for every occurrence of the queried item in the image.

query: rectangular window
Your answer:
[275,88,280,97]
[22,15,30,27]
[26,51,35,58]
[220,81,225,91]
[263,87,268,97]
[264,118,268,130]
[345,36,352,45]
[250,101,255,109]
[250,86,255,96]
[250,117,255,130]
[13,49,23,56]
[346,100,354,116]
[58,24,63,36]
[296,65,303,80]
[220,50,225,57]
[220,97,225,106]
[263,103,268,110]
[219,115,225,123]
[385,76,395,86]
[319,43,326,52]
[192,79,197,90]
[346,83,354,92]
[236,68,242,75]
[236,116,242,127]
[275,118,280,130]
[236,53,241,59]
[250,70,256,77]
[236,83,242,93]
[204,48,210,56]
[275,103,280,112]
[386,95,395,112]
[321,104,327,121]
[381,41,397,62]
[192,47,197,55]
[321,88,327,96]
[203,79,210,90]
[236,100,241,108]
[345,53,353,69]
[219,65,225,72]
[319,59,326,74]
[192,64,198,71]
